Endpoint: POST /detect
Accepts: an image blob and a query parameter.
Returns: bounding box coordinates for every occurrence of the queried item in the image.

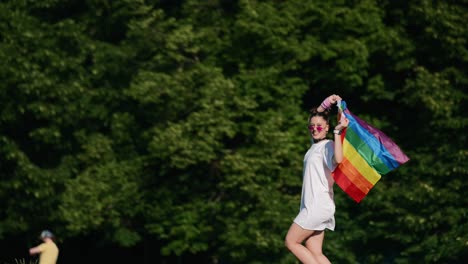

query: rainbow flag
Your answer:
[332,101,409,203]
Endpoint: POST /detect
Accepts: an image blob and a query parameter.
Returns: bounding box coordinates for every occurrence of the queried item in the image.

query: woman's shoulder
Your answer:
[324,139,335,149]
[311,139,334,149]
[317,139,334,145]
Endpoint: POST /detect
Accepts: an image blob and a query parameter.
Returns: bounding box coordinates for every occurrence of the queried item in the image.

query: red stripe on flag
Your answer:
[333,167,367,203]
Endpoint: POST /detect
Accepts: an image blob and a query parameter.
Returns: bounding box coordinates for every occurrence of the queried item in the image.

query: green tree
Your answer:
[0,0,466,263]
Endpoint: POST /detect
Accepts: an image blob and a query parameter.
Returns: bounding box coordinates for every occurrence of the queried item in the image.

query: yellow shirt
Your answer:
[38,241,59,264]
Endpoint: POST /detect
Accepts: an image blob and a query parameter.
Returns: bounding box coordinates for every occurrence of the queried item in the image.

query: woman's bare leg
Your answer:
[305,231,331,264]
[285,223,319,264]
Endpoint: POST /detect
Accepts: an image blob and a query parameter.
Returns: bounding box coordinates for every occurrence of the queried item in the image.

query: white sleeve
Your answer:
[324,141,337,172]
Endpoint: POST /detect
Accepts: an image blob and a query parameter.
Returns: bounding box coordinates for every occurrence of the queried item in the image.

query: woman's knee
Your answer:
[284,232,303,251]
[285,223,314,250]
[284,236,295,250]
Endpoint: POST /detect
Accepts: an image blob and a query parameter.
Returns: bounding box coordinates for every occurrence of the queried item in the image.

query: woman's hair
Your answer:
[309,107,331,124]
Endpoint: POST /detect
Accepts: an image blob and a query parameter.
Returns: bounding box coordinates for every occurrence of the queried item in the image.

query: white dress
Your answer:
[294,140,337,231]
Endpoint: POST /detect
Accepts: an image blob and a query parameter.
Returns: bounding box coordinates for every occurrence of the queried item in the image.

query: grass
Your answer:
[0,259,38,264]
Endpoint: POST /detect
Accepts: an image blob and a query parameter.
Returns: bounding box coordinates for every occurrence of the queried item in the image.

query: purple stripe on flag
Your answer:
[343,109,409,165]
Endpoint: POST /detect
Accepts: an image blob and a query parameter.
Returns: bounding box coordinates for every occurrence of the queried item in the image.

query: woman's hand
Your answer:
[319,94,342,111]
[328,94,342,105]
[335,117,349,131]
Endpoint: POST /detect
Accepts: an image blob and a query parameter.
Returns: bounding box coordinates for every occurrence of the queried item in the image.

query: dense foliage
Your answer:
[0,0,466,263]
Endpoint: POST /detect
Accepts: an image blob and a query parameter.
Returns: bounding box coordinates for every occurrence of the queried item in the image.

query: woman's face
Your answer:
[308,116,329,140]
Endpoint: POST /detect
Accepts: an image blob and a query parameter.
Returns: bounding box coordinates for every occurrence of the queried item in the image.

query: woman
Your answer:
[285,94,349,264]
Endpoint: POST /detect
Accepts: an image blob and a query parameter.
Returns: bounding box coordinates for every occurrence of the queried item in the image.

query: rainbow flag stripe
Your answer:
[332,101,409,203]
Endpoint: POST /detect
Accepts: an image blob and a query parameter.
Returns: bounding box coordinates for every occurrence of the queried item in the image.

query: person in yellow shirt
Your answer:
[29,230,59,264]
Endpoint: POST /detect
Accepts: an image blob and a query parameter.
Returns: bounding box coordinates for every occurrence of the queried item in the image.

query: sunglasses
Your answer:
[308,125,325,132]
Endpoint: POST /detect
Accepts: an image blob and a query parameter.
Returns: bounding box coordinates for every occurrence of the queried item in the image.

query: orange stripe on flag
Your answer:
[339,158,374,194]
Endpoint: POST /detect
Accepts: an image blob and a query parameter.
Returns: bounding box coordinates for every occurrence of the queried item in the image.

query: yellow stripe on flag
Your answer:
[343,138,382,185]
